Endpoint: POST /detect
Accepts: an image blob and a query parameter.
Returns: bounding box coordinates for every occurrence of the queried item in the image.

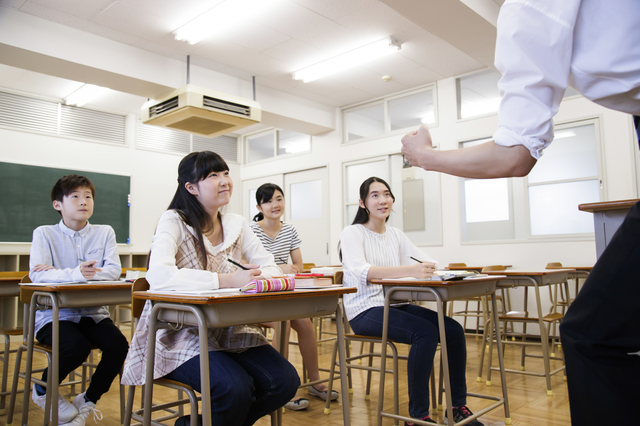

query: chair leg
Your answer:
[6,344,25,424]
[123,385,136,426]
[324,338,339,414]
[0,332,10,414]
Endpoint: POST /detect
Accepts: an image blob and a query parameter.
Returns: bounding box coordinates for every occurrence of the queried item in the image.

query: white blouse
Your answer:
[340,224,437,321]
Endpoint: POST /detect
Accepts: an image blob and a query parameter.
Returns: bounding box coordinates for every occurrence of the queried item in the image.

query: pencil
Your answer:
[227,258,248,270]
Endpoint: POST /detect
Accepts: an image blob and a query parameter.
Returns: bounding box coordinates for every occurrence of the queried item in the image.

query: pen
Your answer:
[227,258,248,270]
[409,256,423,263]
[278,257,288,264]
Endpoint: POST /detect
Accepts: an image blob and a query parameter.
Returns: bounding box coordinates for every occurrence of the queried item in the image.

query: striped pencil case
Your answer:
[240,277,295,294]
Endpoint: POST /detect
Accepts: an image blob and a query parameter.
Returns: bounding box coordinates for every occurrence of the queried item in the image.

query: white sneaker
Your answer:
[64,392,103,426]
[31,386,79,424]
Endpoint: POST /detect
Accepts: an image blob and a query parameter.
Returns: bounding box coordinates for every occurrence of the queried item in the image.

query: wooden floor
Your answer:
[0,319,571,426]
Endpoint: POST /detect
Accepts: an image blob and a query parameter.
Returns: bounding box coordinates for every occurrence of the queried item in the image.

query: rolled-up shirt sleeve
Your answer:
[340,226,371,287]
[493,0,581,159]
[146,211,218,291]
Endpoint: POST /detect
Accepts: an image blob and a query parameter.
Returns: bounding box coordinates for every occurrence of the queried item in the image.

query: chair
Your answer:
[6,276,125,426]
[478,265,565,393]
[124,277,200,426]
[322,273,439,425]
[446,264,487,336]
[0,271,28,415]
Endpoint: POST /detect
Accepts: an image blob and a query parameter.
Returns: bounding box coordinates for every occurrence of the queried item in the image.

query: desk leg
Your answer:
[143,305,158,426]
[275,321,286,426]
[534,284,553,395]
[335,303,351,426]
[51,300,59,426]
[20,297,38,426]
[435,299,454,426]
[197,308,212,426]
[491,294,511,424]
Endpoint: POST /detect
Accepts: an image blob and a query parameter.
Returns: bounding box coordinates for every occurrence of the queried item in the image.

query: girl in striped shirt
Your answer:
[251,183,338,410]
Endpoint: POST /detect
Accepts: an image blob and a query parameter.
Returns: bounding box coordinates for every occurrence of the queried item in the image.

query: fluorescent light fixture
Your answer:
[173,0,281,45]
[64,84,110,107]
[292,37,402,83]
[554,130,577,140]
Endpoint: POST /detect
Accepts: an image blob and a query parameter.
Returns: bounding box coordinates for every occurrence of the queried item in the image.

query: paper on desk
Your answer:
[294,284,344,290]
[147,288,241,296]
[20,280,123,286]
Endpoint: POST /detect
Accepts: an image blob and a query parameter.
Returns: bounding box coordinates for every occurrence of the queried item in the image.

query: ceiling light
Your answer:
[173,0,282,45]
[64,84,110,107]
[292,37,402,83]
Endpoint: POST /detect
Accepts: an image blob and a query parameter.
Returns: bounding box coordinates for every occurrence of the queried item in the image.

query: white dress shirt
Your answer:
[340,224,437,321]
[29,220,121,333]
[493,0,640,159]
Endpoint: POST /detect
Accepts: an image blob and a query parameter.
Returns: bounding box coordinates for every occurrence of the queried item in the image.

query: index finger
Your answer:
[243,264,261,270]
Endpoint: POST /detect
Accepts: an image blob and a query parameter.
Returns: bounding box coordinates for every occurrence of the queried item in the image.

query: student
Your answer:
[340,177,482,426]
[250,183,338,411]
[121,151,299,426]
[400,2,639,424]
[29,174,128,426]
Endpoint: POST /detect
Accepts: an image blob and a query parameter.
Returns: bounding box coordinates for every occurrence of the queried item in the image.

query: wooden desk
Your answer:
[135,286,357,426]
[579,199,639,258]
[9,281,130,426]
[480,269,574,394]
[444,265,512,272]
[371,277,510,426]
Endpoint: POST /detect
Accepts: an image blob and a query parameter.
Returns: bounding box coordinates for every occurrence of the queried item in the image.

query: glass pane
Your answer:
[249,189,258,221]
[345,160,387,204]
[529,180,599,235]
[464,178,510,223]
[528,124,598,184]
[278,130,310,155]
[290,180,322,220]
[458,69,502,119]
[247,132,275,163]
[346,204,359,226]
[389,90,434,130]
[344,103,384,142]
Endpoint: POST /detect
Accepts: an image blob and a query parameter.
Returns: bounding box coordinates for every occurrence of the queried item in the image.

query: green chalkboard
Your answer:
[0,162,130,243]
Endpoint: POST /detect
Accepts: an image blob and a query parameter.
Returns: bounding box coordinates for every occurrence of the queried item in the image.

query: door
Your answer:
[283,167,330,266]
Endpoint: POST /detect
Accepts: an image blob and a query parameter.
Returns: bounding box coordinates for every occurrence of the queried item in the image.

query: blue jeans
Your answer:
[164,344,299,426]
[349,304,468,418]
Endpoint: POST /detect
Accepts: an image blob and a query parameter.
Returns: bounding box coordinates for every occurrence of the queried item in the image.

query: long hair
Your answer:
[340,176,395,261]
[167,151,230,269]
[252,183,284,222]
[351,176,395,225]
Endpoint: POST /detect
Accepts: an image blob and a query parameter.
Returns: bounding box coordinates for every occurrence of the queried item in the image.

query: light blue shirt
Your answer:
[29,219,121,333]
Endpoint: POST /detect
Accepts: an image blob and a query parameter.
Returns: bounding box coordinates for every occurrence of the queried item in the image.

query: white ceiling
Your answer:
[0,0,502,116]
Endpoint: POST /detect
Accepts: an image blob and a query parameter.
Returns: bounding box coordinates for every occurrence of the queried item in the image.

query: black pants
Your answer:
[560,198,640,425]
[36,317,129,403]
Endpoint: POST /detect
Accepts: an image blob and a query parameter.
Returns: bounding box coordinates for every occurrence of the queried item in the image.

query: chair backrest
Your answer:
[303,263,316,270]
[482,265,506,272]
[334,270,343,284]
[0,270,29,279]
[546,262,563,268]
[448,263,467,268]
[20,275,32,283]
[132,278,150,320]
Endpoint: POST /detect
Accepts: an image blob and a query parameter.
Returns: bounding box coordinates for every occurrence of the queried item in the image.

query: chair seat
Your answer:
[0,327,23,336]
[345,333,398,344]
[156,378,196,391]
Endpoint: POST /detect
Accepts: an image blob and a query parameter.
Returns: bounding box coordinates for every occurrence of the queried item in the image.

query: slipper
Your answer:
[284,398,310,411]
[308,385,339,401]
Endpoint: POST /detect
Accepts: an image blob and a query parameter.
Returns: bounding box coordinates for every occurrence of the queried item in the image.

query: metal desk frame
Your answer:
[373,278,511,426]
[7,282,130,426]
[137,287,355,426]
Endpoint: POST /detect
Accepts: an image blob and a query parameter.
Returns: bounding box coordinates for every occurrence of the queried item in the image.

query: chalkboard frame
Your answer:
[0,162,130,244]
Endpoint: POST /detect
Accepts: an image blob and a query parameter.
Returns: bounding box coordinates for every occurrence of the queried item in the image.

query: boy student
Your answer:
[29,174,129,425]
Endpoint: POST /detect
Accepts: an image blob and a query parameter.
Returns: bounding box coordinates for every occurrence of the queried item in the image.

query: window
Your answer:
[342,86,436,143]
[459,138,515,242]
[458,119,603,242]
[456,69,582,120]
[245,129,310,163]
[527,122,602,236]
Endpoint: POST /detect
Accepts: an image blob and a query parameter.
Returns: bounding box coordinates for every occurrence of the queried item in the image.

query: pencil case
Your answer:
[241,277,295,293]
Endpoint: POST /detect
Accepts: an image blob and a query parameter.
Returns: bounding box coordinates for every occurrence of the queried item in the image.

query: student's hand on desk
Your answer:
[80,260,102,279]
[401,125,434,169]
[220,264,264,288]
[408,261,437,279]
[32,264,55,272]
[279,264,299,274]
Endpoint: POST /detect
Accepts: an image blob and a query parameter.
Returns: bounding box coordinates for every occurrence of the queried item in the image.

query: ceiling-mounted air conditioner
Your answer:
[141,84,261,137]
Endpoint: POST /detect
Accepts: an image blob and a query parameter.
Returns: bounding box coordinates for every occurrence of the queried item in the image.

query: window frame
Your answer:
[341,85,438,145]
[243,128,311,165]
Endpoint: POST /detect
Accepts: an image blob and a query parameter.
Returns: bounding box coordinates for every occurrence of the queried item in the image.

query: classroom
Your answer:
[1,1,638,425]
